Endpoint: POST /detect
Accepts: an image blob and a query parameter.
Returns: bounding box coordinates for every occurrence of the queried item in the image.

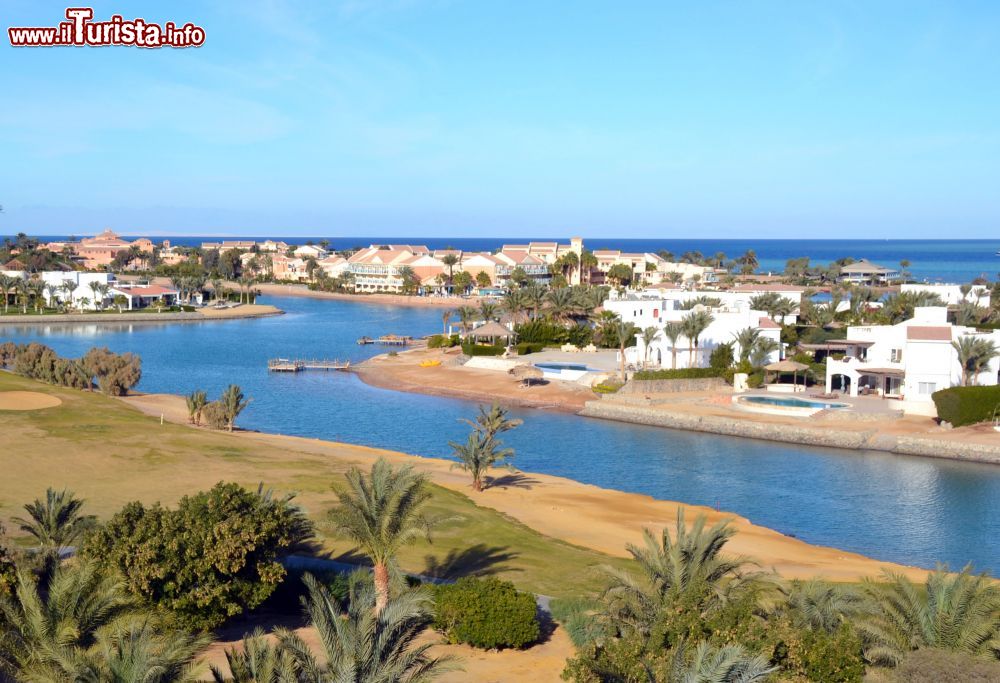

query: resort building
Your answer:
[293,244,328,259]
[838,259,899,285]
[258,240,290,253]
[603,289,783,370]
[38,272,116,309]
[201,240,256,251]
[45,229,154,270]
[500,238,584,283]
[107,282,180,310]
[824,307,1000,415]
[900,283,991,307]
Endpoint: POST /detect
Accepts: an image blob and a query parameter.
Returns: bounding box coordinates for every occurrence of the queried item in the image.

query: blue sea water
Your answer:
[13,235,1000,284]
[2,295,998,574]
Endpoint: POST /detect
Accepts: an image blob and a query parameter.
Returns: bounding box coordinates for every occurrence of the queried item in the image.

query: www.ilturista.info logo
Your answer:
[8,8,205,48]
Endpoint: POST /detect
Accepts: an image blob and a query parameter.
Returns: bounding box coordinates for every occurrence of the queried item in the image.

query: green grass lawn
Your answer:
[0,371,630,597]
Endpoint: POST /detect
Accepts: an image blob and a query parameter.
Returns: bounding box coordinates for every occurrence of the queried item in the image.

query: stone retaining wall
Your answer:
[579,401,1000,465]
[618,377,727,394]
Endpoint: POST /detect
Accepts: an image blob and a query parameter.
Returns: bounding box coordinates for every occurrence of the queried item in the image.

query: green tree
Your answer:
[661,322,684,370]
[613,318,637,380]
[449,403,520,492]
[479,301,498,322]
[607,263,634,287]
[455,305,478,337]
[451,270,473,294]
[545,287,577,326]
[856,566,1000,667]
[84,483,314,630]
[681,311,714,368]
[440,253,459,284]
[502,288,528,323]
[185,389,208,426]
[211,628,298,683]
[640,326,660,369]
[475,270,492,288]
[952,335,999,386]
[667,641,776,683]
[329,459,435,614]
[13,487,95,554]
[441,309,452,336]
[277,574,456,681]
[220,384,251,431]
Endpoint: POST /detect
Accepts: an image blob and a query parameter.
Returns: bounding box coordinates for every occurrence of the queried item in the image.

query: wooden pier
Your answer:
[267,358,351,372]
[356,335,412,346]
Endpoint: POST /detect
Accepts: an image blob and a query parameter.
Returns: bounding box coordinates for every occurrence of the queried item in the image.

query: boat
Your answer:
[419,359,441,368]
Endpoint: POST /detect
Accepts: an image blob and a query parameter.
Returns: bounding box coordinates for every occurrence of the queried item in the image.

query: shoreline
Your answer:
[0,304,284,325]
[351,346,1000,466]
[123,391,934,583]
[254,282,482,308]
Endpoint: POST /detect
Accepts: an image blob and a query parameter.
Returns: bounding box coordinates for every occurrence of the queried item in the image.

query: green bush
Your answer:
[932,385,1000,426]
[592,380,623,394]
[633,367,722,380]
[786,624,865,683]
[433,577,540,650]
[886,648,1000,682]
[709,342,734,371]
[515,320,567,344]
[461,342,505,357]
[515,341,546,355]
[427,334,460,349]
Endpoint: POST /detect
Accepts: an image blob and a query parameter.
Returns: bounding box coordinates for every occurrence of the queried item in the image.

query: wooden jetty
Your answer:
[356,334,412,346]
[267,358,351,372]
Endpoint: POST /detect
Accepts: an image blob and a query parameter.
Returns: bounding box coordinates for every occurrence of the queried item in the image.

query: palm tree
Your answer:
[450,403,521,492]
[479,301,498,322]
[14,278,30,313]
[0,273,17,313]
[613,318,637,380]
[88,280,103,309]
[855,566,1000,667]
[61,278,77,311]
[441,309,452,336]
[113,294,129,312]
[211,628,298,682]
[78,618,210,683]
[771,297,797,325]
[522,284,545,320]
[0,560,135,679]
[462,401,522,441]
[545,287,577,326]
[952,335,1000,386]
[186,389,208,426]
[455,305,477,338]
[732,327,761,365]
[329,459,434,613]
[783,579,862,634]
[738,249,759,275]
[13,487,95,553]
[44,282,61,310]
[661,322,684,370]
[750,337,781,368]
[640,326,659,369]
[502,288,527,323]
[220,384,251,431]
[580,250,598,285]
[599,508,768,640]
[681,311,714,368]
[440,253,460,287]
[667,641,776,683]
[277,574,456,681]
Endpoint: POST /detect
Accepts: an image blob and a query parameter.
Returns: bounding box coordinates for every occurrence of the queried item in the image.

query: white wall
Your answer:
[40,272,114,309]
[902,283,991,307]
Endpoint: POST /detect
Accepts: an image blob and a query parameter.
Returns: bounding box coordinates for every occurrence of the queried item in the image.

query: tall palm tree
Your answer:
[44,282,61,310]
[661,322,684,370]
[440,253,460,286]
[77,618,210,683]
[479,301,498,322]
[329,459,434,613]
[0,560,135,679]
[88,280,103,309]
[220,384,251,431]
[640,326,660,369]
[13,487,95,553]
[599,508,768,639]
[952,335,1000,386]
[211,628,298,683]
[186,390,208,426]
[522,284,545,321]
[0,273,17,313]
[855,566,1000,667]
[441,309,452,336]
[580,250,598,285]
[277,574,456,682]
[14,278,30,313]
[502,288,527,324]
[681,311,714,368]
[455,306,477,338]
[732,327,761,365]
[749,337,781,368]
[451,403,521,492]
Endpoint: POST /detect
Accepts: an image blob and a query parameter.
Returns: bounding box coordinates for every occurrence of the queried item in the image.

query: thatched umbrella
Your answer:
[509,364,544,386]
[764,359,809,390]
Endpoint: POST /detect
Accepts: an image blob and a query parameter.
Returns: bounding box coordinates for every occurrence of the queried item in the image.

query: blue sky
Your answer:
[2,1,999,238]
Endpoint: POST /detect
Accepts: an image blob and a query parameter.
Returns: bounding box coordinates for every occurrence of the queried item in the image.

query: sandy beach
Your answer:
[253,282,483,309]
[125,391,931,583]
[195,303,284,319]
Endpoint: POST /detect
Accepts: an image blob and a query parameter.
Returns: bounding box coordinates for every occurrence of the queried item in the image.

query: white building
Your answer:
[293,244,328,259]
[901,283,991,307]
[603,289,783,370]
[39,272,116,310]
[824,307,1000,415]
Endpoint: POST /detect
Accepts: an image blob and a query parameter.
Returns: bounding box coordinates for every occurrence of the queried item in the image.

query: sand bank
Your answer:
[254,282,482,308]
[125,392,932,583]
[0,304,283,325]
[0,391,62,411]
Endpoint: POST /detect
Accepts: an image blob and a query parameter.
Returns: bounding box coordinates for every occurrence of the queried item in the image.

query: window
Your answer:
[890,348,903,363]
[918,382,936,395]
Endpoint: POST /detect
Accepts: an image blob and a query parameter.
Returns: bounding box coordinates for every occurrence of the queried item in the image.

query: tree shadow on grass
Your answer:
[423,543,520,580]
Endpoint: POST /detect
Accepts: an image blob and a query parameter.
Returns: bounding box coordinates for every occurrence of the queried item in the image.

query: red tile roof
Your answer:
[118,285,177,296]
[758,317,781,329]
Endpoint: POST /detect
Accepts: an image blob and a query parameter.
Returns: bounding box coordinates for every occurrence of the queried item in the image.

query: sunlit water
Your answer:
[2,295,998,574]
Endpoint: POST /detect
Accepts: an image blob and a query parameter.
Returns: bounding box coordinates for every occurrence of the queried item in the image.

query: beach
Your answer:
[125,390,931,583]
[253,282,483,308]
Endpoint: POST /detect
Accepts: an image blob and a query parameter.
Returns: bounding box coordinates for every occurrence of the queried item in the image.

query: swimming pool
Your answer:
[533,362,596,372]
[740,395,848,410]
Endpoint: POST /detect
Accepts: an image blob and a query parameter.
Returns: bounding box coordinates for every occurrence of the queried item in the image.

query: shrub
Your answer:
[777,624,865,683]
[887,648,1000,682]
[709,342,734,371]
[932,385,1000,427]
[549,597,606,649]
[633,367,722,380]
[515,320,567,344]
[461,342,505,357]
[592,379,623,394]
[201,401,228,430]
[81,347,142,395]
[433,577,539,650]
[83,482,314,630]
[515,341,546,355]
[427,334,460,349]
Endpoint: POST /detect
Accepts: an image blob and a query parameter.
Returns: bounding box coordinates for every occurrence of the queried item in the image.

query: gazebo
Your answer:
[469,321,514,346]
[763,359,809,392]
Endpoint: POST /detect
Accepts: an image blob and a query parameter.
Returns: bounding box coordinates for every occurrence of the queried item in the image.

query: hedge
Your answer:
[433,577,539,649]
[427,334,460,349]
[515,341,546,355]
[461,342,505,357]
[632,367,722,381]
[932,385,1000,427]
